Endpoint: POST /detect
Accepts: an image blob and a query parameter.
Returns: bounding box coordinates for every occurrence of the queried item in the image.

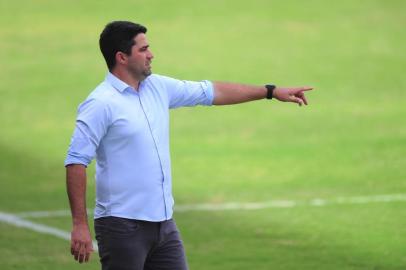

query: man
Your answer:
[65,21,313,270]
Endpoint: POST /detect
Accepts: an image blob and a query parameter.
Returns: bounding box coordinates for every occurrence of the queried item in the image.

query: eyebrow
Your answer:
[139,45,149,50]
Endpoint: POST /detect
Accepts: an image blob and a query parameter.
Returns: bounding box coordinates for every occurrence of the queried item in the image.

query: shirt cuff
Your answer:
[202,80,215,106]
[64,153,91,167]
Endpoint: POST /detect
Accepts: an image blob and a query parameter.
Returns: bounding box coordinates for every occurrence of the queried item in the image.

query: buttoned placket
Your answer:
[135,86,169,220]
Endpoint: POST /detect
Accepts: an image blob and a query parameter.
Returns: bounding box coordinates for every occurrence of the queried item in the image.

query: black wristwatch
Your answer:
[265,84,276,99]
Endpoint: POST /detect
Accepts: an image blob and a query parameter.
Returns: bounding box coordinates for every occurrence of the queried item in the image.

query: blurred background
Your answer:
[0,0,405,269]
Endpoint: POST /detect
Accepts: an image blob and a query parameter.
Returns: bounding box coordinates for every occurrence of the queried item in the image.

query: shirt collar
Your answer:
[105,72,133,93]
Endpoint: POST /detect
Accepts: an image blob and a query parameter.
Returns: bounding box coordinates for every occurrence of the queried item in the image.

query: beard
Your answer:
[142,67,152,77]
[128,64,152,81]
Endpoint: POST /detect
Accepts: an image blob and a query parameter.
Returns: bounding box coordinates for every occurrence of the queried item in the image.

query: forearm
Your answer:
[66,164,89,226]
[212,82,267,105]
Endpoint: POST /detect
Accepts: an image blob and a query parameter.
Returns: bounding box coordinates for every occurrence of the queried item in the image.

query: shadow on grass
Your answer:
[0,143,95,212]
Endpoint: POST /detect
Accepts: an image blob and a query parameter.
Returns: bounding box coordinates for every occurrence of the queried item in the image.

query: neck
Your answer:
[111,68,142,90]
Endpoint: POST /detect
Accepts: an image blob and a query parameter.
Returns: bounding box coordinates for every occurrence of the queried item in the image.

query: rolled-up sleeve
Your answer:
[159,75,214,109]
[64,98,111,167]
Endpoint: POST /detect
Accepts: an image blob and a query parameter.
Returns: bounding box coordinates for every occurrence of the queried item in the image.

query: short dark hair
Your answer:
[99,21,147,71]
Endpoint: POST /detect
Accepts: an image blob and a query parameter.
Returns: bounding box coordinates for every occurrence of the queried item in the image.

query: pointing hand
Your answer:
[273,86,314,106]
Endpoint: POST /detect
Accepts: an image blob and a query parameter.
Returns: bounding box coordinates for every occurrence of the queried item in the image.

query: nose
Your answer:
[147,50,154,60]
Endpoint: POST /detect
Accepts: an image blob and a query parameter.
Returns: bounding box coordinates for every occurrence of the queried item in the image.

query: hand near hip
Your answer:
[71,223,94,263]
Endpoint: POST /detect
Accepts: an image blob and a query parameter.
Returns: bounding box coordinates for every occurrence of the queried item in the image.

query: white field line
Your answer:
[0,212,98,251]
[175,193,406,212]
[1,193,405,251]
[13,193,406,218]
[17,209,73,218]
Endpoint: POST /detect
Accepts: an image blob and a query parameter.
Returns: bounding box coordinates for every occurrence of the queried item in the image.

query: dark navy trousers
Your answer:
[94,217,188,270]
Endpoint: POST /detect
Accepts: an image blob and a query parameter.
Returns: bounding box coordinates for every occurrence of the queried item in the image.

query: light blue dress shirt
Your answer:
[65,73,214,221]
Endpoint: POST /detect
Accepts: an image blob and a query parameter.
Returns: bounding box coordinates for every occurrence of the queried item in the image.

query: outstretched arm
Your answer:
[212,82,313,106]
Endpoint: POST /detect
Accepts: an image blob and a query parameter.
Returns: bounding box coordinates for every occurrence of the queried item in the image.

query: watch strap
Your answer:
[265,84,276,99]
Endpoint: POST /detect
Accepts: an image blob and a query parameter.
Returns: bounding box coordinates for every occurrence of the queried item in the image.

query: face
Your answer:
[125,33,154,80]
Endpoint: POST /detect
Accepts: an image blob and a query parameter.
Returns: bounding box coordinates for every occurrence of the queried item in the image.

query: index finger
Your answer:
[298,86,314,91]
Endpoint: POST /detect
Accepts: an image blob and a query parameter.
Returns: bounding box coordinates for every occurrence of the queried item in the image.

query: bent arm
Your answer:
[66,164,93,263]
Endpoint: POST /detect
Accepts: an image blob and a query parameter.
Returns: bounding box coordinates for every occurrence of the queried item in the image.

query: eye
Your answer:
[140,46,150,52]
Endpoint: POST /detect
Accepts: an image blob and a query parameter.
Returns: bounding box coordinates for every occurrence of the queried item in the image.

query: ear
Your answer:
[115,51,127,65]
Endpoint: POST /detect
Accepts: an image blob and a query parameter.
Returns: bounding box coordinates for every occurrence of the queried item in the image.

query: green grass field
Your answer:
[1,0,405,269]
